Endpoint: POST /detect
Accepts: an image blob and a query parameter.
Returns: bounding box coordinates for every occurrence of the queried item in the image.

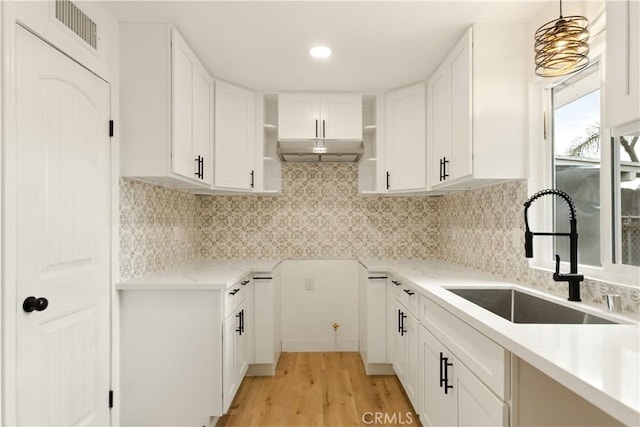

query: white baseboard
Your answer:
[281,339,358,352]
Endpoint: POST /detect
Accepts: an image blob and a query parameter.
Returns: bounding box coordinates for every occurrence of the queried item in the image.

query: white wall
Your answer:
[281,260,359,351]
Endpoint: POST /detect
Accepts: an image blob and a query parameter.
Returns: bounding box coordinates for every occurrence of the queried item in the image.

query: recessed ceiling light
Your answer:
[310,46,332,59]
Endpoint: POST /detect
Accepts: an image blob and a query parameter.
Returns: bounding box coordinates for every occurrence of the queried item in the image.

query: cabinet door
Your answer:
[192,63,214,186]
[605,0,640,128]
[421,327,457,427]
[449,31,473,181]
[236,303,249,382]
[406,313,421,413]
[392,302,409,384]
[457,361,508,427]
[320,94,362,139]
[278,93,321,139]
[429,64,451,186]
[223,313,238,412]
[385,83,427,191]
[214,80,256,190]
[171,30,195,181]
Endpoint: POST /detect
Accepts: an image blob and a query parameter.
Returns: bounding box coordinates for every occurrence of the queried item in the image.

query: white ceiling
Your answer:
[102,1,548,92]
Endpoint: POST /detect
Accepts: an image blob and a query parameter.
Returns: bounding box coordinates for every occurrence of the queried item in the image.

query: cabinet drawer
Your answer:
[390,277,419,317]
[224,277,251,317]
[424,298,509,399]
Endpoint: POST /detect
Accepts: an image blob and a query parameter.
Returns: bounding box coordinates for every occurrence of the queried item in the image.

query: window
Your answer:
[551,63,601,267]
[539,60,640,285]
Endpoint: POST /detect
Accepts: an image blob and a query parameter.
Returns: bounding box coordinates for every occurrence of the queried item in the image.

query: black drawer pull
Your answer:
[253,277,273,280]
[391,280,401,286]
[229,288,240,296]
[403,289,415,296]
[440,352,454,394]
[240,280,250,286]
[368,276,388,280]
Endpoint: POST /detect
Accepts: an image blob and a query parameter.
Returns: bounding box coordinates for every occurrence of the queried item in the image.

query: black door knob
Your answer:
[23,296,48,313]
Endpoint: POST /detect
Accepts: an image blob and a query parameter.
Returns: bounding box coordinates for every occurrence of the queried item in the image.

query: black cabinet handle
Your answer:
[250,170,254,189]
[400,311,407,336]
[195,156,201,179]
[403,289,415,296]
[440,352,454,394]
[397,309,402,334]
[439,158,444,181]
[443,157,449,180]
[236,310,244,335]
[23,296,48,313]
[322,119,326,138]
[367,276,388,280]
[315,119,318,138]
[391,280,401,286]
[240,280,249,286]
[253,277,273,280]
[229,288,240,296]
[386,171,390,190]
[200,157,204,179]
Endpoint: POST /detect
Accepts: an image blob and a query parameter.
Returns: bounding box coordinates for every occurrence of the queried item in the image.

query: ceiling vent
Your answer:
[55,0,97,49]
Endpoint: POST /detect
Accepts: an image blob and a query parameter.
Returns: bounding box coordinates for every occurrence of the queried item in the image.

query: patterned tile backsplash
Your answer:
[119,179,200,281]
[119,164,639,313]
[199,163,439,259]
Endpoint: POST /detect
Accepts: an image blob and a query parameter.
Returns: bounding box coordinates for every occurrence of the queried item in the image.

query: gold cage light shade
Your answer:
[534,0,589,77]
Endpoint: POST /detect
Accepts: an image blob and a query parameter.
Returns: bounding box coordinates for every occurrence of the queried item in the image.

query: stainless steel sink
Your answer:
[446,288,619,324]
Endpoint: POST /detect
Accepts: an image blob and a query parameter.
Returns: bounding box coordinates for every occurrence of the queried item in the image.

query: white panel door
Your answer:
[15,26,111,426]
[421,328,457,427]
[457,361,508,427]
[320,94,362,140]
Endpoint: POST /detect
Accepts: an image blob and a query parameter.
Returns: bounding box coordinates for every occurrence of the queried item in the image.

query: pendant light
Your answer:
[534,0,589,77]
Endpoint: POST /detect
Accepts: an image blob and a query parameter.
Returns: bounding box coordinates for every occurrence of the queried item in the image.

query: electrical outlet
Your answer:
[304,278,314,291]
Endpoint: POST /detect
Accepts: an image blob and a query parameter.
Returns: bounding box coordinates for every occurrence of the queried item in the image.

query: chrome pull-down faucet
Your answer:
[524,189,584,302]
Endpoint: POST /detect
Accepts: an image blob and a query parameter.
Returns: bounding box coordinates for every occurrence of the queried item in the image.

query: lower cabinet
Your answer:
[223,298,250,412]
[420,326,508,427]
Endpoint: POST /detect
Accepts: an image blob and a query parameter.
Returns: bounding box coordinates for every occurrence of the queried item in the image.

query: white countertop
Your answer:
[359,259,640,426]
[116,259,280,291]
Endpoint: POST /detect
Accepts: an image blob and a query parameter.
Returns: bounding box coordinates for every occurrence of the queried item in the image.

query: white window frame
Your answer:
[529,10,640,288]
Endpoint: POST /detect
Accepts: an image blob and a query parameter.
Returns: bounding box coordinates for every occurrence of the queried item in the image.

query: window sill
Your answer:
[530,259,640,289]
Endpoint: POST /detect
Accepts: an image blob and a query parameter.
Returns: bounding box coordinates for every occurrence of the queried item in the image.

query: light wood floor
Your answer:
[218,352,421,427]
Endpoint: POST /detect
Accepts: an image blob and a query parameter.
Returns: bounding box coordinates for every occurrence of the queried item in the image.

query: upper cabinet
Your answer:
[605,0,640,129]
[120,23,214,188]
[278,93,362,140]
[428,25,528,190]
[213,80,256,191]
[385,83,428,192]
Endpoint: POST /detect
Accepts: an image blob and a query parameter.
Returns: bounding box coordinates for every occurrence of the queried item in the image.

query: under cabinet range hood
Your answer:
[277,140,364,162]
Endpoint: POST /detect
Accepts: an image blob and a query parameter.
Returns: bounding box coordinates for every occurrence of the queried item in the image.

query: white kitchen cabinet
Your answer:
[385,83,428,192]
[358,94,387,194]
[278,93,362,140]
[420,326,507,427]
[253,93,282,193]
[120,23,213,188]
[358,267,392,374]
[429,24,527,189]
[223,298,249,412]
[214,80,256,191]
[251,270,282,375]
[389,278,422,413]
[605,0,640,129]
